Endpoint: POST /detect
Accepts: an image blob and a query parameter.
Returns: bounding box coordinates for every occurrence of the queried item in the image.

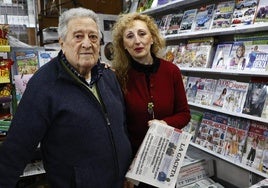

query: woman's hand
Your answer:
[148,119,167,126]
[124,179,134,188]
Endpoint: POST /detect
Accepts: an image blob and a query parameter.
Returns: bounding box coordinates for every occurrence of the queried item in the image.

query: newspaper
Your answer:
[126,121,192,188]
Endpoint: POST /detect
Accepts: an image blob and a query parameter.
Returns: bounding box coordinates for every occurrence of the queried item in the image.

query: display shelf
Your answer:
[190,142,268,179]
[180,67,268,77]
[188,102,268,124]
[165,23,268,40]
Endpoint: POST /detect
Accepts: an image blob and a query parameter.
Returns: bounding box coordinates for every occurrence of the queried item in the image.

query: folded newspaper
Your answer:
[126,121,192,188]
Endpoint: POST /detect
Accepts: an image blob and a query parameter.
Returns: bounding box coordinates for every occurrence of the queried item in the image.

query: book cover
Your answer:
[193,4,215,31]
[38,50,58,68]
[185,76,201,103]
[254,0,268,23]
[242,82,267,117]
[211,43,233,70]
[195,78,218,106]
[12,47,39,75]
[13,74,33,104]
[179,9,198,33]
[231,0,259,27]
[221,81,249,113]
[211,1,235,29]
[166,13,184,35]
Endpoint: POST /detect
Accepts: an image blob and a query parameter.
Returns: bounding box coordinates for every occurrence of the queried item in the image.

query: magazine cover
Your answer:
[226,41,251,71]
[193,4,215,31]
[179,9,198,33]
[261,93,268,119]
[211,1,235,29]
[231,0,259,27]
[221,81,249,113]
[13,74,33,104]
[125,121,191,188]
[190,44,214,68]
[182,110,203,140]
[244,42,268,72]
[158,14,173,36]
[166,13,184,35]
[164,45,178,63]
[242,82,267,117]
[194,111,217,150]
[223,117,250,163]
[211,43,233,70]
[195,78,218,106]
[38,50,59,67]
[185,76,201,103]
[254,0,268,23]
[12,47,39,75]
[157,0,169,6]
[211,79,235,108]
[172,43,187,68]
[242,121,268,171]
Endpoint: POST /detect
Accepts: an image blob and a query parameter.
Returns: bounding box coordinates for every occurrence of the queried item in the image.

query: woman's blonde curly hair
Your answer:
[111,12,166,92]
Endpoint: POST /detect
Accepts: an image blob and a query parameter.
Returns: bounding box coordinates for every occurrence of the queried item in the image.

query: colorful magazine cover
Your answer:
[166,13,184,35]
[244,42,268,72]
[195,78,218,106]
[12,47,39,75]
[185,76,201,103]
[193,4,215,31]
[221,81,249,113]
[38,50,59,68]
[179,9,198,33]
[13,74,33,104]
[242,82,267,117]
[242,121,268,171]
[211,43,233,70]
[211,1,235,29]
[254,0,268,23]
[231,0,259,27]
[223,117,250,163]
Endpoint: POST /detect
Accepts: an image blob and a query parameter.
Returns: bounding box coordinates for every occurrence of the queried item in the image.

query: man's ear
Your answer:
[59,38,64,48]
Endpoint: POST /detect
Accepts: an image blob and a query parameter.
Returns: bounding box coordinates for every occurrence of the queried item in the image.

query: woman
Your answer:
[112,12,191,188]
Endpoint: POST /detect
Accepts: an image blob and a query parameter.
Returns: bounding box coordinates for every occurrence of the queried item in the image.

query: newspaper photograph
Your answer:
[126,121,192,188]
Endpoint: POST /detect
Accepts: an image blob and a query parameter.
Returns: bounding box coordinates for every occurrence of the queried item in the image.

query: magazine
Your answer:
[193,4,215,31]
[195,78,218,106]
[242,82,267,117]
[125,121,192,188]
[13,74,33,104]
[179,9,198,33]
[211,43,233,70]
[242,121,268,171]
[182,110,203,141]
[185,76,201,103]
[12,47,39,75]
[166,13,184,35]
[211,1,235,29]
[254,0,268,23]
[223,117,250,163]
[38,50,58,67]
[231,0,259,27]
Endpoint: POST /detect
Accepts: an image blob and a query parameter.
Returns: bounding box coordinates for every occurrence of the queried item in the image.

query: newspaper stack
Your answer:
[126,121,192,188]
